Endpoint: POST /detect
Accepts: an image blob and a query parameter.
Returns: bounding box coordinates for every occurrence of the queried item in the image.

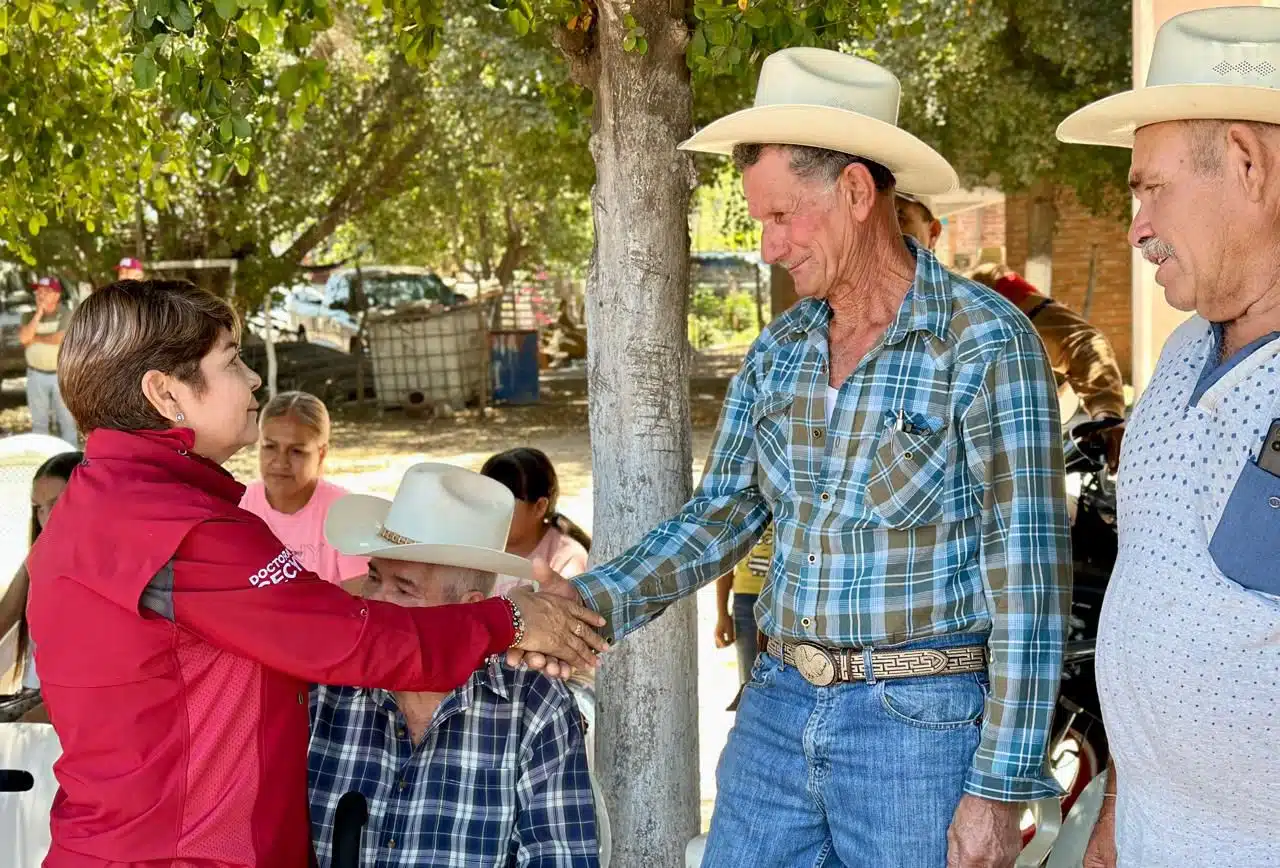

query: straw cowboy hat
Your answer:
[1058,6,1280,148]
[325,462,534,580]
[679,47,959,196]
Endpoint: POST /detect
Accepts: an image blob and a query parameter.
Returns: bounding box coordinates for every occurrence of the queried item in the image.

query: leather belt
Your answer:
[767,637,988,688]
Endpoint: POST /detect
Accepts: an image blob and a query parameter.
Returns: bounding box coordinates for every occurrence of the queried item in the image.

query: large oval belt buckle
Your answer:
[792,643,837,687]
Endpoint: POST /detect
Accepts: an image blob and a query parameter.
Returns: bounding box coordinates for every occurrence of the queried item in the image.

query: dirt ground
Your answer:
[1,348,748,829]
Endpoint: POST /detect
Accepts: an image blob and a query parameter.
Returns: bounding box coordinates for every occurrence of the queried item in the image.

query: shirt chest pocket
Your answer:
[1208,459,1280,597]
[751,392,796,496]
[865,422,953,528]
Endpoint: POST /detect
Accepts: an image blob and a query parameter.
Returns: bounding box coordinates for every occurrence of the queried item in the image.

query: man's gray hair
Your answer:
[1185,119,1280,175]
[430,564,498,601]
[731,143,896,192]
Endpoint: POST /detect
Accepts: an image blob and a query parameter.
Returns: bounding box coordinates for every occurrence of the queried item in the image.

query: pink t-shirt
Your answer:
[494,526,590,596]
[239,479,368,585]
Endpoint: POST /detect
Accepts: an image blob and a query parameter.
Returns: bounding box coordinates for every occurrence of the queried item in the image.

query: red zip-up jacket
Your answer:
[25,428,515,867]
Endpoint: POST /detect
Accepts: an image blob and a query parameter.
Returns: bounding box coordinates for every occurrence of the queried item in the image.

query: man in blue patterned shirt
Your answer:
[517,49,1070,868]
[309,544,598,866]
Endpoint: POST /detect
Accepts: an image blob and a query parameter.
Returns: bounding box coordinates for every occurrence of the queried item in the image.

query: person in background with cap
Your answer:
[517,48,1070,868]
[309,463,598,867]
[1057,7,1280,867]
[115,257,145,281]
[17,275,77,445]
[897,194,1128,469]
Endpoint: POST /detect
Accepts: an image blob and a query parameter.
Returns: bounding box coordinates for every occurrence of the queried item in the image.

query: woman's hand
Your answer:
[714,613,736,648]
[505,585,607,672]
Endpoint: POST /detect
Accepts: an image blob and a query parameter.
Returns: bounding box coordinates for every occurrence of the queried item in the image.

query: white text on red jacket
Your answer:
[250,549,305,587]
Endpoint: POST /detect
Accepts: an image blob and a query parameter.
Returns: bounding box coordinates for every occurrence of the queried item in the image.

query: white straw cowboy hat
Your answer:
[1058,6,1280,148]
[325,462,534,580]
[679,47,959,196]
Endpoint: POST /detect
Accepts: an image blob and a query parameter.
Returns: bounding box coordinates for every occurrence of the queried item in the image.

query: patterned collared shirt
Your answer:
[308,658,598,868]
[572,242,1071,802]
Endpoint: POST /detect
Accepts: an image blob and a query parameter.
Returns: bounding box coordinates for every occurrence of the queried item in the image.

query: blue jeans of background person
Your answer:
[703,633,988,868]
[731,592,759,684]
[26,368,77,445]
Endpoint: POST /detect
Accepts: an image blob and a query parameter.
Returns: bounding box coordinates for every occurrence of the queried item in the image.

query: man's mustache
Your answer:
[1141,237,1175,266]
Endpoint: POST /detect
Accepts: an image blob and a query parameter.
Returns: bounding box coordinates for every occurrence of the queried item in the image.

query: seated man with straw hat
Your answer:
[519,47,1070,868]
[309,463,598,867]
[1056,7,1280,867]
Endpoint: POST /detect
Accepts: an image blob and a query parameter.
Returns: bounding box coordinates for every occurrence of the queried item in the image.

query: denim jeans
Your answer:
[26,368,77,445]
[703,633,988,868]
[731,592,759,684]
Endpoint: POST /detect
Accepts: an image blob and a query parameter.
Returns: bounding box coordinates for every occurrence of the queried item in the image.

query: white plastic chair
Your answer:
[1045,770,1109,868]
[0,434,77,690]
[568,680,610,868]
[0,722,62,868]
[1016,797,1065,867]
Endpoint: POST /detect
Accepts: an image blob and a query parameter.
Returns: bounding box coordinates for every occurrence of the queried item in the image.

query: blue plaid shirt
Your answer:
[573,243,1071,802]
[308,658,598,867]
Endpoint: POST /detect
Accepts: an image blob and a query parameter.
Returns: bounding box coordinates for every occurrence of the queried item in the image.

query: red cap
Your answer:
[32,276,63,293]
[116,257,144,271]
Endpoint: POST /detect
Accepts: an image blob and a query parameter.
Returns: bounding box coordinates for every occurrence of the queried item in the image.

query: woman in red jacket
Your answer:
[24,280,605,868]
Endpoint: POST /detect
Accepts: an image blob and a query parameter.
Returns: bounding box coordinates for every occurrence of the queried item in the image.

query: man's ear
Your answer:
[140,369,182,423]
[839,162,880,221]
[1226,122,1275,204]
[929,219,943,250]
[460,589,487,605]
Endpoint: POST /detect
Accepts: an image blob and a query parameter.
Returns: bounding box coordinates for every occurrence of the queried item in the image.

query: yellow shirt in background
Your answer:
[732,524,773,596]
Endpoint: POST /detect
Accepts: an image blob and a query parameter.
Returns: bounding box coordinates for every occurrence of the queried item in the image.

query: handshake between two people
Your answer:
[503,558,603,679]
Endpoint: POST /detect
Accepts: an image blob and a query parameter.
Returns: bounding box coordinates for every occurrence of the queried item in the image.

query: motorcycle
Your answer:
[1020,416,1121,856]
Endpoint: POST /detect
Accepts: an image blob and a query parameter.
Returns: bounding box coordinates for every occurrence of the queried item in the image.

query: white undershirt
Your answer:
[825,386,839,427]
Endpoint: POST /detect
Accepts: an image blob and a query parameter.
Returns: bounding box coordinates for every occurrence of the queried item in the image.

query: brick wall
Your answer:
[936,203,1006,269]
[1005,188,1133,379]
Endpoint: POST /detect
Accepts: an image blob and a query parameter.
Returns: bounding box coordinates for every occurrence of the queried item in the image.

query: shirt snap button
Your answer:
[1269,496,1280,509]
[812,428,824,439]
[807,554,817,564]
[903,451,915,461]
[820,492,831,502]
[801,617,812,628]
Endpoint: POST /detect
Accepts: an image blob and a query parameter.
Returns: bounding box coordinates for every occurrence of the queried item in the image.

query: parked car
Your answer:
[284,266,467,352]
[0,279,36,380]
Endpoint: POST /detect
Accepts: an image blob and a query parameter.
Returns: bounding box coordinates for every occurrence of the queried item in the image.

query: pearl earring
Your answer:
[176,412,185,423]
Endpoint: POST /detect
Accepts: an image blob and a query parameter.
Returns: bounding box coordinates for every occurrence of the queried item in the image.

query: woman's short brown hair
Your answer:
[60,280,240,433]
[259,391,331,444]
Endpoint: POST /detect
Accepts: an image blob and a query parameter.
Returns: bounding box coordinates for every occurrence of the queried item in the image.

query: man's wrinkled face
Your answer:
[743,147,854,300]
[1128,121,1249,320]
[361,558,489,609]
[363,558,450,608]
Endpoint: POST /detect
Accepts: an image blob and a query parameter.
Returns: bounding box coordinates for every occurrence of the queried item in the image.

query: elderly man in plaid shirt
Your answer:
[521,49,1070,868]
[310,466,598,867]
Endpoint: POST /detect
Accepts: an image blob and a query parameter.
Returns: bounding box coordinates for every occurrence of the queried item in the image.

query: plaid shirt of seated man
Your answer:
[308,557,598,868]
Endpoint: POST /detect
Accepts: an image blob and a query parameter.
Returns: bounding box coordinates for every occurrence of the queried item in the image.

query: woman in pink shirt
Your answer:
[482,447,590,593]
[240,391,368,585]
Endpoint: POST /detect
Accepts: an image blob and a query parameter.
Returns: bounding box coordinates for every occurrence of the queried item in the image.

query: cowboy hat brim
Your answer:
[325,494,535,581]
[678,104,959,196]
[1057,84,1280,148]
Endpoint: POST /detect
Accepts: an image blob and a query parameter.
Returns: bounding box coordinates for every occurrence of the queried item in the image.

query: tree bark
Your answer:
[1024,177,1056,295]
[770,263,798,320]
[583,2,699,865]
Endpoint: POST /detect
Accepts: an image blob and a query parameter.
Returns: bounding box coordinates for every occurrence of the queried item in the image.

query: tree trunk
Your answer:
[262,298,279,399]
[770,263,797,320]
[584,3,699,865]
[1024,177,1056,295]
